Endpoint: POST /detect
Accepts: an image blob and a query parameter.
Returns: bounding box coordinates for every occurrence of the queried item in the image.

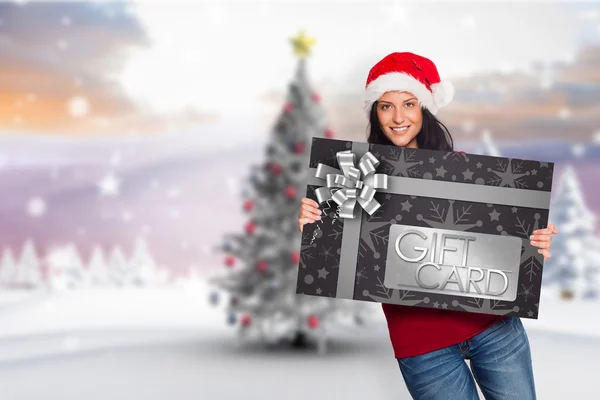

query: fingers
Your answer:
[298,198,322,233]
[538,248,552,260]
[301,204,321,219]
[301,197,320,209]
[531,240,551,249]
[530,233,552,242]
[533,224,558,236]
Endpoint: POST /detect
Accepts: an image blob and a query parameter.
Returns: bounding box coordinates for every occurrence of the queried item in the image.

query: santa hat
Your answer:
[364,52,454,117]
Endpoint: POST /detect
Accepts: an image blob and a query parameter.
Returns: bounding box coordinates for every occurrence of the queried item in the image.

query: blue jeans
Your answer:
[397,316,536,400]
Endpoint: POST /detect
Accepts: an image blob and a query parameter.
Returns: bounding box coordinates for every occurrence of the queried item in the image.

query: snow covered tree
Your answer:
[474,129,501,157]
[544,165,599,299]
[87,245,109,287]
[129,237,161,287]
[210,31,368,353]
[0,248,18,287]
[19,239,41,288]
[108,246,129,287]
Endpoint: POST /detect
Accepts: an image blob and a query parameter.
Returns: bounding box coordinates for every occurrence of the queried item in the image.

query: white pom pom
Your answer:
[432,80,454,108]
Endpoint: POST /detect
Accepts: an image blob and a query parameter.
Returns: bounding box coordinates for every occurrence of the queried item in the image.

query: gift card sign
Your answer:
[384,225,522,302]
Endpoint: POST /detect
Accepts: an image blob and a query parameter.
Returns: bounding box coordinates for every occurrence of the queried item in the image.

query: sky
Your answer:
[1,0,600,136]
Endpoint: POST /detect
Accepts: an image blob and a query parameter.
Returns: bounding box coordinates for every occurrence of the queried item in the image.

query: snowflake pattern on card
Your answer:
[297,139,554,319]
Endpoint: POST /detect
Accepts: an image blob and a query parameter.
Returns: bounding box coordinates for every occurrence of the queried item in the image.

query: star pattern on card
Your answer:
[489,209,501,221]
[489,159,529,188]
[317,267,329,279]
[401,200,413,212]
[476,162,483,168]
[462,168,474,181]
[429,157,436,163]
[512,207,518,213]
[435,165,448,177]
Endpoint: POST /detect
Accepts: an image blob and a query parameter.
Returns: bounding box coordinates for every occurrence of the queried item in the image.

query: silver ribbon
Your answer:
[313,150,388,219]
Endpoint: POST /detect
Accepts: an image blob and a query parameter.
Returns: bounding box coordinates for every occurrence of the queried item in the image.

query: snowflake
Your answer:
[67,96,89,118]
[27,196,46,217]
[355,266,368,284]
[97,172,120,196]
[319,247,334,261]
[518,284,535,302]
[558,107,571,120]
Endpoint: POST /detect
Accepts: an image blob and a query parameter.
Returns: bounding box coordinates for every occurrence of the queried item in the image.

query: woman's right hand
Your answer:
[297,197,322,233]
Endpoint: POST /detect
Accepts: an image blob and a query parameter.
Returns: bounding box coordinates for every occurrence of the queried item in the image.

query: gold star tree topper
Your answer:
[290,31,316,58]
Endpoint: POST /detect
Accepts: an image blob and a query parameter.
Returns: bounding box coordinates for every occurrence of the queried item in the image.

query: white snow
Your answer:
[0,277,597,399]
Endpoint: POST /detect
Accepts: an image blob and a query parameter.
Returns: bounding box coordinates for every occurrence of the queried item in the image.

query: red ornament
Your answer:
[271,163,283,176]
[307,315,320,329]
[225,256,235,267]
[241,314,252,327]
[290,251,300,264]
[257,260,268,272]
[324,128,334,138]
[284,103,294,113]
[294,142,305,154]
[243,200,254,212]
[311,92,321,103]
[245,221,256,235]
[285,185,297,199]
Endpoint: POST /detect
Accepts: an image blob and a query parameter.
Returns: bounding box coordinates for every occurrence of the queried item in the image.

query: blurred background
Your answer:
[0,0,599,399]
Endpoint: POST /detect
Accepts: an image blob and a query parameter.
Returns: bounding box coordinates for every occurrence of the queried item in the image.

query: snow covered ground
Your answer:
[0,279,598,399]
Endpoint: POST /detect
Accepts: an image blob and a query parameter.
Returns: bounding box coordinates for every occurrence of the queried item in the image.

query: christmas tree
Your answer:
[210,31,367,353]
[544,165,599,299]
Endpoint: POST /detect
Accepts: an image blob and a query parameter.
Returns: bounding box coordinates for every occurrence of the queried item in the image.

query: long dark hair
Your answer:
[366,101,454,151]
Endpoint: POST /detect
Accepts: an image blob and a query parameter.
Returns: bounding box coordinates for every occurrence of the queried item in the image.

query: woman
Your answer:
[297,52,558,400]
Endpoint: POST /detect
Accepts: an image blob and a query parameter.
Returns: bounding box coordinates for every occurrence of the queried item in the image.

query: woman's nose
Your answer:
[393,108,405,123]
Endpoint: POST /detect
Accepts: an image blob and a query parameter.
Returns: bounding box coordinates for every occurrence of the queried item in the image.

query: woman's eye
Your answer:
[381,104,390,110]
[405,102,415,108]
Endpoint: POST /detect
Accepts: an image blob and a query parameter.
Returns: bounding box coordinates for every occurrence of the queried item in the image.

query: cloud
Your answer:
[0,2,215,135]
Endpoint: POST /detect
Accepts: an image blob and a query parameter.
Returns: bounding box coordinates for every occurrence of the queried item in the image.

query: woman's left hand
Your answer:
[530,223,558,260]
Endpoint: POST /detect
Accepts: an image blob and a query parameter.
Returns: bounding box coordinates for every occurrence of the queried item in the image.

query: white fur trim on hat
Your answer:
[431,80,455,109]
[363,72,453,117]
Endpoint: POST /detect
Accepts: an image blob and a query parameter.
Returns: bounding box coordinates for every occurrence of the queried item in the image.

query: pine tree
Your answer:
[544,165,599,299]
[108,246,128,287]
[129,237,159,287]
[210,31,366,353]
[87,245,109,287]
[0,248,18,287]
[19,239,41,288]
[475,129,501,157]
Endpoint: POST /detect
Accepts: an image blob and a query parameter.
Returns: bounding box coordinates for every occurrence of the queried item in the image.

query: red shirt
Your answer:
[382,149,505,359]
[382,303,506,358]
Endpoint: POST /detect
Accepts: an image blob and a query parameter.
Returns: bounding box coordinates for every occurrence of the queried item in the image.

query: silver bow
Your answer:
[314,150,388,219]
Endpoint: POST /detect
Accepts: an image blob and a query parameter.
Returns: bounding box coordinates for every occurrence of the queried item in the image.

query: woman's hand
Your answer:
[530,223,558,260]
[298,198,321,233]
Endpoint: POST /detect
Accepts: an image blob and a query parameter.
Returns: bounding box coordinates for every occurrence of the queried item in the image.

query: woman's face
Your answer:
[376,91,422,148]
